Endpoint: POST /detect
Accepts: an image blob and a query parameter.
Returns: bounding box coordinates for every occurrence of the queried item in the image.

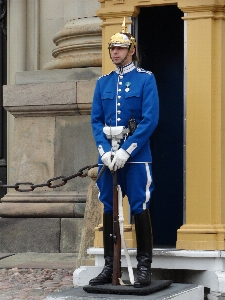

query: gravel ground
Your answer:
[0,267,74,300]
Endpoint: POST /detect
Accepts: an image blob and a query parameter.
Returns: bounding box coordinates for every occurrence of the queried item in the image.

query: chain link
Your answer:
[0,164,98,192]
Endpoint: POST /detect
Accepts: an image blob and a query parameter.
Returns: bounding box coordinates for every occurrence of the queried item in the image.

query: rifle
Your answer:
[102,125,129,285]
[112,169,121,285]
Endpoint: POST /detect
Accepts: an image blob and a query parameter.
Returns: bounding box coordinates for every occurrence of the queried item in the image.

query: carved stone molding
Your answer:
[178,3,225,19]
[44,17,102,70]
[182,11,225,21]
[3,79,97,117]
[113,0,124,4]
[97,7,140,21]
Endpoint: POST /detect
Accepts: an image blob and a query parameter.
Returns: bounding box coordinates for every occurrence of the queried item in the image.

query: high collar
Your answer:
[115,62,136,75]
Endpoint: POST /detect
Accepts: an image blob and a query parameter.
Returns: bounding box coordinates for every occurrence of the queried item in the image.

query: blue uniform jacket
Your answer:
[91,62,159,164]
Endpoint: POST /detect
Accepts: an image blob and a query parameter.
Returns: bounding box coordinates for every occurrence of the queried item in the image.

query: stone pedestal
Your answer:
[0,217,84,253]
[1,68,101,252]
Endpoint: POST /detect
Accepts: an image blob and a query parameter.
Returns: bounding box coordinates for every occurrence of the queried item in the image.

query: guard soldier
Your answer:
[90,18,159,288]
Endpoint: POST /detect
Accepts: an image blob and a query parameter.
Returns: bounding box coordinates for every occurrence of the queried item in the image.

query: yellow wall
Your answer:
[96,0,225,250]
[177,1,225,250]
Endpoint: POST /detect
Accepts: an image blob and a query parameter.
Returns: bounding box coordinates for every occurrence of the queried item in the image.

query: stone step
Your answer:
[45,283,204,300]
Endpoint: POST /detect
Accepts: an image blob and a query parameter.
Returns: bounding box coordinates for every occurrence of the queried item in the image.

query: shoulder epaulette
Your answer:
[98,71,114,79]
[137,68,152,75]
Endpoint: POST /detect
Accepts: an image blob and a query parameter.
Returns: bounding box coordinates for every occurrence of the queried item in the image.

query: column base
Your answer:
[0,191,86,218]
[176,224,225,250]
[0,217,84,253]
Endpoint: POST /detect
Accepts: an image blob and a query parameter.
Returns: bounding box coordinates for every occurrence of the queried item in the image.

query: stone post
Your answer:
[0,68,101,252]
[4,0,102,252]
[76,167,102,267]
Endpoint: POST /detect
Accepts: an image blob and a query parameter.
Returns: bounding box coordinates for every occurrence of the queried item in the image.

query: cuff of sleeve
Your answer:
[98,145,105,157]
[126,143,137,155]
[120,148,130,159]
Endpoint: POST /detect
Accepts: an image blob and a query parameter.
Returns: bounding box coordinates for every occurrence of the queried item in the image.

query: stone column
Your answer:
[8,0,27,80]
[26,0,40,71]
[176,0,225,250]
[7,0,65,183]
[7,0,28,181]
[43,17,102,70]
[40,0,101,69]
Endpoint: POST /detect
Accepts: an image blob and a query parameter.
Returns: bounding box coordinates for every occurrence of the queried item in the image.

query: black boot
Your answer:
[89,213,114,285]
[134,209,153,288]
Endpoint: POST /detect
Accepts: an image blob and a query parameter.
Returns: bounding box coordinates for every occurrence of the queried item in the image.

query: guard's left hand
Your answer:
[110,148,130,171]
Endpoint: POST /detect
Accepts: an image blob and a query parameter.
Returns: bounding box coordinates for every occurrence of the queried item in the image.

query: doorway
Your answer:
[137,6,184,246]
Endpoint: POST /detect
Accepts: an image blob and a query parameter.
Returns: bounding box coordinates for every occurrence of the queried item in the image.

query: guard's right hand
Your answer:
[101,151,115,169]
[109,148,130,171]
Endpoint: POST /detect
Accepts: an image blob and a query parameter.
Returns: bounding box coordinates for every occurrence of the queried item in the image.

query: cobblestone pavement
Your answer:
[0,267,74,300]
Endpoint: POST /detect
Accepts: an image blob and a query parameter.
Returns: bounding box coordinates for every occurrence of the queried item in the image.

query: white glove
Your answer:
[110,148,130,171]
[101,151,114,169]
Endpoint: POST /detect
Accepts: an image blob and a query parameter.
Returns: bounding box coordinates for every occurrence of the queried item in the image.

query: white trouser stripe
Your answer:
[118,185,134,285]
[143,163,152,210]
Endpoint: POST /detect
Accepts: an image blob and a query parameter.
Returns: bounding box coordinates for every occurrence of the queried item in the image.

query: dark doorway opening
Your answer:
[137,5,184,246]
[0,0,7,199]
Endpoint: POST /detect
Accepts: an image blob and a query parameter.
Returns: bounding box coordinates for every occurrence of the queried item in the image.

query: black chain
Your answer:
[0,164,98,192]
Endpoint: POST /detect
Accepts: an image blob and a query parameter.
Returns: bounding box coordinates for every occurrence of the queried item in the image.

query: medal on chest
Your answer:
[125,82,131,92]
